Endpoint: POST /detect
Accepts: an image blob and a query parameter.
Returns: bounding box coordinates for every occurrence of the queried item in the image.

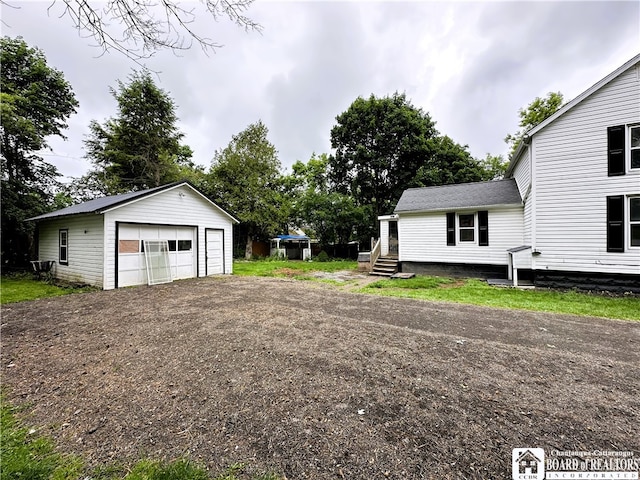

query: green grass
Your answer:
[233,259,358,278]
[1,275,95,304]
[362,276,640,321]
[0,396,84,480]
[0,396,282,480]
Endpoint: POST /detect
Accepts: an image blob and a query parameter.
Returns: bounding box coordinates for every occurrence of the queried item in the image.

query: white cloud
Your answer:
[2,0,639,181]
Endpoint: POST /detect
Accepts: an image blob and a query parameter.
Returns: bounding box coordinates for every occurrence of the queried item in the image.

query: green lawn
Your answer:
[362,277,640,321]
[0,275,96,304]
[233,259,358,278]
[0,275,97,305]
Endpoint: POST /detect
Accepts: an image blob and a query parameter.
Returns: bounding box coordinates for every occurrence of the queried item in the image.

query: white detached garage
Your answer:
[29,181,237,289]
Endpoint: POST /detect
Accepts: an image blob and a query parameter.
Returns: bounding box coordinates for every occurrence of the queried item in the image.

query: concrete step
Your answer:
[370,271,395,277]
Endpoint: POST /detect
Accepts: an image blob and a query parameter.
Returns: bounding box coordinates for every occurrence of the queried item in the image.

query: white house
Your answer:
[28,181,238,290]
[379,53,640,291]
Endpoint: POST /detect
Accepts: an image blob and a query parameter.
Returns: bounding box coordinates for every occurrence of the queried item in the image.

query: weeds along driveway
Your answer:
[2,276,639,479]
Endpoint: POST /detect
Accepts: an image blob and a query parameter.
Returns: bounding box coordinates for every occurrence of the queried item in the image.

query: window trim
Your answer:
[629,124,640,171]
[630,196,640,248]
[59,229,69,265]
[458,213,476,243]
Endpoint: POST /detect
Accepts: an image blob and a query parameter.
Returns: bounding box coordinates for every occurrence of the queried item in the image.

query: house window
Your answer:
[446,211,489,246]
[631,197,640,247]
[59,229,68,265]
[631,126,640,170]
[459,214,475,242]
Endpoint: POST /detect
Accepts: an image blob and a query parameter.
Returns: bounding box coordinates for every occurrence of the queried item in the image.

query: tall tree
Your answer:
[287,154,364,247]
[505,91,564,155]
[205,121,288,258]
[414,136,500,186]
[329,93,437,233]
[329,92,493,244]
[31,0,260,62]
[82,70,194,194]
[0,36,78,268]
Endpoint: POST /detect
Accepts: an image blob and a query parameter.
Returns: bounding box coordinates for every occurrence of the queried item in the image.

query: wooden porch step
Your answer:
[370,256,399,277]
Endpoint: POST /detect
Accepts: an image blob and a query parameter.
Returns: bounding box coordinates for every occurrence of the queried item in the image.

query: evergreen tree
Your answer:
[81,70,194,195]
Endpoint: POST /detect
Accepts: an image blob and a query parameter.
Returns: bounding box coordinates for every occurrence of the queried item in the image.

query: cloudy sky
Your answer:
[2,1,639,182]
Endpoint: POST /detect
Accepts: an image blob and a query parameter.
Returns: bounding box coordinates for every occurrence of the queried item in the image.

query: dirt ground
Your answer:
[2,275,639,479]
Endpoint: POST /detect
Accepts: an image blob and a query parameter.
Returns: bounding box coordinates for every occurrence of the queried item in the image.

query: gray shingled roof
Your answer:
[27,182,180,221]
[394,178,522,213]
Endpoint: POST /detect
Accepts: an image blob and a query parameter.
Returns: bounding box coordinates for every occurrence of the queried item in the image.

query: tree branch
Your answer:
[29,0,262,64]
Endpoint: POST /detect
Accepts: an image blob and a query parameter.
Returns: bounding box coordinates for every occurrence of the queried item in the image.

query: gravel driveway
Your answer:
[2,275,639,479]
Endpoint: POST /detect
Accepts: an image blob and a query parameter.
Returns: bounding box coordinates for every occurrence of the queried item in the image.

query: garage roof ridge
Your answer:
[26,181,238,223]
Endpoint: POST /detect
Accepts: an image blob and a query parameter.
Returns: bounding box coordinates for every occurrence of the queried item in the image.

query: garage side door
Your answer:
[206,229,224,275]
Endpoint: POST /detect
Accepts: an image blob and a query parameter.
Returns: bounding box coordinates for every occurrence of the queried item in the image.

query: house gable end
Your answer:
[506,53,640,178]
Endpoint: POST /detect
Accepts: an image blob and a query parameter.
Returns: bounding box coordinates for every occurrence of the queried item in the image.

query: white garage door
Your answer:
[205,229,224,275]
[118,224,196,287]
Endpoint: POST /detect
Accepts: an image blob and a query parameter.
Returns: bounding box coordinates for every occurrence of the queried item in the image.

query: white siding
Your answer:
[398,206,524,266]
[103,184,234,289]
[532,64,640,275]
[513,146,531,199]
[37,215,104,287]
[513,146,534,245]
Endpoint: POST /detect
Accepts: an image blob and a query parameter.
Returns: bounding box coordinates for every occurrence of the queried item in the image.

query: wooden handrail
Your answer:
[370,237,381,272]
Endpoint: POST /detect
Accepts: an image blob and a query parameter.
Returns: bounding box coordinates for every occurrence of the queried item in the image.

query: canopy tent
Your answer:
[271,235,312,260]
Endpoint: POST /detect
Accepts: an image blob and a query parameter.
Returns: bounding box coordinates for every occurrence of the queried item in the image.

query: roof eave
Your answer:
[395,202,523,215]
[26,210,102,222]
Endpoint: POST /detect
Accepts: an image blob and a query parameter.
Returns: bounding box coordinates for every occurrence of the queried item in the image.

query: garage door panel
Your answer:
[118,224,196,287]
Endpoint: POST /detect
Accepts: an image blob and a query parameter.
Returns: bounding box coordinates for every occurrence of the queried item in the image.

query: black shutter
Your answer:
[608,126,625,176]
[607,196,624,252]
[446,212,456,246]
[478,210,489,246]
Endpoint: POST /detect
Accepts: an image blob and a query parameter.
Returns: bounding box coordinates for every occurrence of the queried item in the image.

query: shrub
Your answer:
[315,251,330,262]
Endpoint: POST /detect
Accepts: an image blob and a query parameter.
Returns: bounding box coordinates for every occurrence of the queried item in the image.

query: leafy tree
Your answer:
[505,91,564,155]
[81,70,195,195]
[329,92,437,240]
[329,92,495,244]
[205,121,288,258]
[0,36,78,269]
[34,0,261,62]
[414,136,499,186]
[478,153,508,180]
[287,154,364,247]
